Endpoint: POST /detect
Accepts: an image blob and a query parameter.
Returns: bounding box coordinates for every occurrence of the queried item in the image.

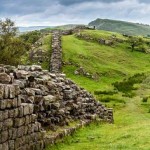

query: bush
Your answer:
[113,73,146,95]
[20,31,41,44]
[94,90,117,95]
[0,19,30,65]
[142,97,148,103]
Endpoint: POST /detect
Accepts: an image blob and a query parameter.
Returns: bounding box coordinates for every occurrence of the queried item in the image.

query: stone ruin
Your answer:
[50,31,62,73]
[0,29,113,150]
[0,64,113,150]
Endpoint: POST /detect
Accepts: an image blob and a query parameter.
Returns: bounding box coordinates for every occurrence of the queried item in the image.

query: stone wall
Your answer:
[0,64,113,149]
[0,66,44,150]
[50,31,62,73]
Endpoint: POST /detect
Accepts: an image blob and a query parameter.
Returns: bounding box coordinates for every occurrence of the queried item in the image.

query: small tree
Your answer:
[0,18,30,65]
[127,36,138,52]
[127,37,146,52]
[0,18,18,42]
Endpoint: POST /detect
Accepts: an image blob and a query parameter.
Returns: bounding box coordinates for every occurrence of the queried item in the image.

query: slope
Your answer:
[89,18,150,36]
[45,29,150,150]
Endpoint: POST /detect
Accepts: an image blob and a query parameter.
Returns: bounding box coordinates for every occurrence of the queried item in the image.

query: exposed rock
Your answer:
[0,64,113,150]
[0,73,11,84]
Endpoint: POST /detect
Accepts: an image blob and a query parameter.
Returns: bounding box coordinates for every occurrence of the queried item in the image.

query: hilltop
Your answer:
[89,18,150,36]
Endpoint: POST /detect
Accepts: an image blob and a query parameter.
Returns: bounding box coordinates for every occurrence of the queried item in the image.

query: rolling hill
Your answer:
[21,28,150,150]
[43,29,150,150]
[89,18,150,36]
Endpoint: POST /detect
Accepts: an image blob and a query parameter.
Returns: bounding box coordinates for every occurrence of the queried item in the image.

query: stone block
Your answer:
[9,85,16,98]
[0,73,11,84]
[0,84,4,99]
[21,103,30,116]
[3,118,13,129]
[8,140,15,150]
[14,117,25,127]
[1,130,9,143]
[2,142,9,150]
[3,110,8,120]
[0,99,6,109]
[44,95,56,104]
[17,126,25,138]
[4,85,9,99]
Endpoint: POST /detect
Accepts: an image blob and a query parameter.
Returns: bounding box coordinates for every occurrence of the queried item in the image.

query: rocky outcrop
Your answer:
[50,31,62,73]
[0,64,113,149]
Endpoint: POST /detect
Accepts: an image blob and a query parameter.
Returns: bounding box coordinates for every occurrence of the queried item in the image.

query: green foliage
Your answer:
[20,31,41,44]
[142,97,148,103]
[113,73,146,94]
[0,37,30,65]
[127,36,149,53]
[0,18,30,65]
[94,90,117,95]
[0,18,18,40]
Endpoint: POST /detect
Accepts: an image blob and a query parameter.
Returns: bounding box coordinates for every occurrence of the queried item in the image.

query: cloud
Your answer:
[0,0,150,26]
[58,0,122,5]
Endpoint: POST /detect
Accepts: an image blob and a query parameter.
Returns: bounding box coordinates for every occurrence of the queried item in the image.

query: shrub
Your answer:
[142,97,148,103]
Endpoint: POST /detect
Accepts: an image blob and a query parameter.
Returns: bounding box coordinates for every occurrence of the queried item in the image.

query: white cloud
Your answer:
[1,0,150,26]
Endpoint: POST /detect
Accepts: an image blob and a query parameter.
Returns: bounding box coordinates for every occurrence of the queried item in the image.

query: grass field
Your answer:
[62,31,150,92]
[45,30,150,150]
[46,95,150,150]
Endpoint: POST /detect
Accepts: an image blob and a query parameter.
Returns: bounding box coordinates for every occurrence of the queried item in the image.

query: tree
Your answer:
[0,18,18,42]
[127,36,138,52]
[0,18,30,65]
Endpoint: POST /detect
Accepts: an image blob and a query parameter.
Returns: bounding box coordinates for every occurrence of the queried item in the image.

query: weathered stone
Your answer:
[0,84,4,99]
[15,70,29,79]
[1,130,8,143]
[3,110,8,120]
[0,100,6,109]
[21,103,30,115]
[2,142,8,150]
[8,140,15,150]
[30,65,42,71]
[4,85,9,99]
[0,73,11,84]
[44,95,56,104]
[3,118,13,129]
[14,117,25,127]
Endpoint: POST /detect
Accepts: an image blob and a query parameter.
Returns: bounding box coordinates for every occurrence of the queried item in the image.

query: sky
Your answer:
[0,0,150,26]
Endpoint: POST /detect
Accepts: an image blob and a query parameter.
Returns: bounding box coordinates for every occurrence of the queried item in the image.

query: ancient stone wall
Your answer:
[0,64,113,149]
[0,66,44,150]
[50,31,62,73]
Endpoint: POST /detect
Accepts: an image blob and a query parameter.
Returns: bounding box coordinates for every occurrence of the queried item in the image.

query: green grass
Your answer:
[40,34,52,69]
[46,96,150,150]
[62,34,150,92]
[46,30,150,150]
[80,29,126,40]
[31,34,52,69]
[40,34,52,52]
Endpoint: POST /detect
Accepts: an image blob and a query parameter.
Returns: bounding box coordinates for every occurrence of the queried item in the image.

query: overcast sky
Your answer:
[0,0,150,26]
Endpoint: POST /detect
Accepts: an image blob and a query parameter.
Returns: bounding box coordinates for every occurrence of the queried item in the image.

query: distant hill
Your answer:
[41,24,84,32]
[88,18,150,36]
[19,26,53,32]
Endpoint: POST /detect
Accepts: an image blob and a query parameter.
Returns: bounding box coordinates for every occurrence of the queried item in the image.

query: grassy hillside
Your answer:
[62,30,150,92]
[46,29,150,150]
[89,18,150,36]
